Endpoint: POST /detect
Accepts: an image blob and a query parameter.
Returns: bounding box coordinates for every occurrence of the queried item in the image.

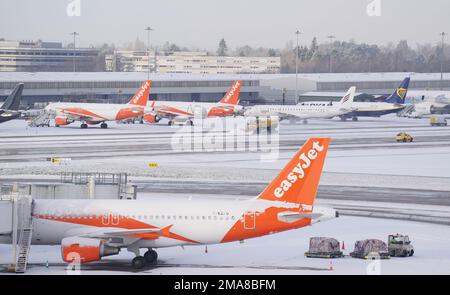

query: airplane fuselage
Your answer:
[149,101,243,119]
[0,110,21,123]
[45,102,148,123]
[245,104,350,120]
[0,198,335,248]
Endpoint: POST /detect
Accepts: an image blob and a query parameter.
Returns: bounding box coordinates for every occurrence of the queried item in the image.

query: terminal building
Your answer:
[1,72,450,107]
[105,51,281,74]
[0,40,99,72]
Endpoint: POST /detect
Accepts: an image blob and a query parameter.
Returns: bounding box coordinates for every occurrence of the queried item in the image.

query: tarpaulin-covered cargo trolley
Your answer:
[305,237,344,258]
[350,239,390,259]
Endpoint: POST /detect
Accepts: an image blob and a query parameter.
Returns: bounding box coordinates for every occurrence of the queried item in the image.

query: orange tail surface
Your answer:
[257,138,330,207]
[219,80,242,105]
[128,80,152,106]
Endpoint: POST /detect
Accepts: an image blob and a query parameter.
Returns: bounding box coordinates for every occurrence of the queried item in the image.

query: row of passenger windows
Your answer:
[38,214,237,221]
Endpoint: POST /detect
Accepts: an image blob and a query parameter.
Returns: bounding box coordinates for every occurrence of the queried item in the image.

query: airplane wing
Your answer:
[153,106,194,120]
[277,211,323,222]
[275,110,311,120]
[80,228,164,239]
[58,107,106,122]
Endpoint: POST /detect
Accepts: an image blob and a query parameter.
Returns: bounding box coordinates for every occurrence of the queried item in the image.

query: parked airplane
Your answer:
[144,80,243,125]
[44,80,152,128]
[0,138,337,269]
[244,86,356,123]
[0,83,24,124]
[339,77,410,120]
[404,90,450,117]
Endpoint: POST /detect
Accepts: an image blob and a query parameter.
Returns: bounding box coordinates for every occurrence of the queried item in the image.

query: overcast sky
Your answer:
[1,0,449,50]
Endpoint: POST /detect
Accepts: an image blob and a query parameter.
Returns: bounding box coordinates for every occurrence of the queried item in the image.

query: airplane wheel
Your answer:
[81,123,88,129]
[144,249,158,264]
[168,121,173,126]
[100,123,108,129]
[55,124,60,127]
[132,256,146,269]
[187,120,194,126]
[352,117,358,121]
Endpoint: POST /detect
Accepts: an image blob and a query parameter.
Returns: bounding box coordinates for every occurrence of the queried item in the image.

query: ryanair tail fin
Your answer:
[385,77,410,104]
[1,83,23,110]
[257,138,330,208]
[339,86,356,105]
[219,80,242,105]
[128,80,152,106]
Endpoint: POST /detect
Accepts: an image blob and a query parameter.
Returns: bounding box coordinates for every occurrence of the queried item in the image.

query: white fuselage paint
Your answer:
[45,102,148,123]
[0,198,336,248]
[149,101,243,119]
[244,104,351,120]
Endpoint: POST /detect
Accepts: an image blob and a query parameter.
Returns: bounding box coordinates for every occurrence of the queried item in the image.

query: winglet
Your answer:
[128,80,152,106]
[257,138,330,208]
[219,80,242,105]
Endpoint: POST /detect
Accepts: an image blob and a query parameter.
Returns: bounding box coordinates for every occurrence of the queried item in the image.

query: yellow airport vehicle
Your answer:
[396,132,414,142]
[148,162,159,168]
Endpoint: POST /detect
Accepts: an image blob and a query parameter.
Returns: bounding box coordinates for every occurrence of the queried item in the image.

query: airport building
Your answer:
[1,72,450,107]
[105,51,157,72]
[0,40,99,72]
[0,72,261,107]
[106,51,281,74]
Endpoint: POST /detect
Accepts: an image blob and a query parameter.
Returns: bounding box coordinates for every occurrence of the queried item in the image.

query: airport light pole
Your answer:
[71,32,79,72]
[145,27,153,79]
[327,35,335,73]
[295,30,301,104]
[440,32,447,90]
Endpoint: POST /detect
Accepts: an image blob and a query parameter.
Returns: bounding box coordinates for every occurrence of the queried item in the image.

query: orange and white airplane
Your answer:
[144,80,243,125]
[44,80,152,129]
[0,138,337,269]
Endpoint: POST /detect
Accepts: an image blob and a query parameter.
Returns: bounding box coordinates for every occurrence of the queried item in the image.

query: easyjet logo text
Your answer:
[273,141,324,198]
[223,81,240,103]
[133,81,151,104]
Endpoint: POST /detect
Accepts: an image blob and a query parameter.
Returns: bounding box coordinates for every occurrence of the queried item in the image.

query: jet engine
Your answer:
[143,113,161,123]
[61,237,120,263]
[54,116,72,126]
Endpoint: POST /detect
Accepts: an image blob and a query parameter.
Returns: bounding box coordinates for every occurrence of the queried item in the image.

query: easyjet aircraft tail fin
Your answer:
[128,80,152,106]
[219,80,242,105]
[257,138,330,209]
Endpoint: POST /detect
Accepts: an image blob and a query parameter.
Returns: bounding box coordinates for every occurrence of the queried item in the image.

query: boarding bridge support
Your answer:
[0,190,34,273]
[397,104,415,117]
[27,110,51,127]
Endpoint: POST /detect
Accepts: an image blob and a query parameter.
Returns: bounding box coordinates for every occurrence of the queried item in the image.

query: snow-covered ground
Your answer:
[1,216,449,275]
[1,115,450,274]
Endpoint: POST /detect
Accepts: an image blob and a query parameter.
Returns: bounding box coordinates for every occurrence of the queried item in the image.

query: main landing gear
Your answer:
[131,249,158,269]
[100,122,108,129]
[80,123,88,129]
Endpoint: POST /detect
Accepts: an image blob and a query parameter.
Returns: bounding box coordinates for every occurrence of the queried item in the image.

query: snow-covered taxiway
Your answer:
[1,115,450,274]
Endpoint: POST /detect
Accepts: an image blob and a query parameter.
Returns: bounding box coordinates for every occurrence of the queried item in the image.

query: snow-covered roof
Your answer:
[0,71,449,83]
[300,91,364,97]
[0,72,260,82]
[256,72,450,82]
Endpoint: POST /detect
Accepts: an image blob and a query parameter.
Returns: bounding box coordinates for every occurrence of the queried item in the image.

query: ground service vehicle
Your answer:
[396,132,414,142]
[388,234,414,257]
[430,115,448,126]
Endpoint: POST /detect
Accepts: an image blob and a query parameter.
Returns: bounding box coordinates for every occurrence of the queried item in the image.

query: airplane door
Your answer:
[244,211,256,230]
